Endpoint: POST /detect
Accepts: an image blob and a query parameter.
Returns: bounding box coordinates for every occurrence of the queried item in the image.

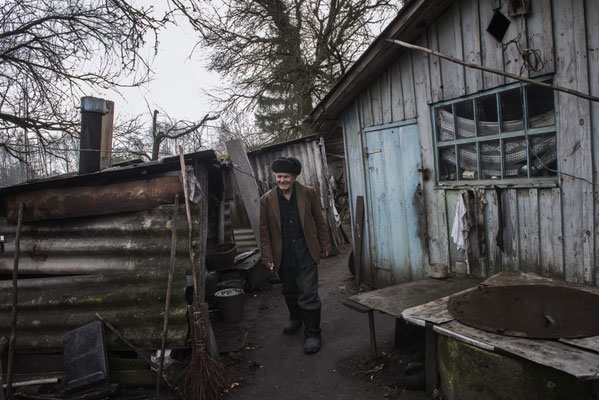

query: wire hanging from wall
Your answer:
[502,32,544,75]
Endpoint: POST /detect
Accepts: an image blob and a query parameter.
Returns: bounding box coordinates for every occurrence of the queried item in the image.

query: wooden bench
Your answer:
[342,275,483,357]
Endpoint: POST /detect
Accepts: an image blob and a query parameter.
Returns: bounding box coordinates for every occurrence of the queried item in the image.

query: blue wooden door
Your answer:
[365,121,427,283]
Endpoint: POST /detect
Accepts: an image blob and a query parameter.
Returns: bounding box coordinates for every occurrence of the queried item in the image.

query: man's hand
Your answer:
[265,262,274,270]
[321,251,329,258]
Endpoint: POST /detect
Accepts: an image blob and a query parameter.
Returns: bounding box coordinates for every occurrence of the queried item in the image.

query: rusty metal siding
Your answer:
[0,155,218,352]
[3,175,183,224]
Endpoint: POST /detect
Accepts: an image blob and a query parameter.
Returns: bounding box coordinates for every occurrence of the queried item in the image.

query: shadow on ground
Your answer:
[214,245,433,400]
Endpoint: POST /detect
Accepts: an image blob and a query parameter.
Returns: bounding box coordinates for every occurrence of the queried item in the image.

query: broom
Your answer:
[178,148,225,400]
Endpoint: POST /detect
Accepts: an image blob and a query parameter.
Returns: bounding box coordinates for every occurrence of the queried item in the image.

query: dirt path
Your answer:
[220,247,433,400]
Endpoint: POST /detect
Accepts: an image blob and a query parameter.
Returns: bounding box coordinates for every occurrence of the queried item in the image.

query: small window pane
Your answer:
[500,88,524,132]
[455,100,475,139]
[527,85,555,128]
[530,134,557,176]
[479,140,501,179]
[435,105,454,142]
[458,143,478,180]
[433,81,557,183]
[439,146,456,180]
[476,94,499,136]
[503,137,528,178]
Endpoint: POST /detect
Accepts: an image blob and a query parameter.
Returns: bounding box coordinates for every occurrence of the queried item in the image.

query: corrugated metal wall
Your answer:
[249,137,329,205]
[341,0,599,287]
[0,163,214,352]
[245,137,339,248]
[0,205,194,275]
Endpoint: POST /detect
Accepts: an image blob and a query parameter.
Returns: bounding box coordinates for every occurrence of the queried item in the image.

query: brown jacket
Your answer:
[260,182,331,271]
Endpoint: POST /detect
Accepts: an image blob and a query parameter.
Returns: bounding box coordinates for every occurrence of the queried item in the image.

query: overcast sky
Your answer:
[96,1,400,135]
[99,4,221,127]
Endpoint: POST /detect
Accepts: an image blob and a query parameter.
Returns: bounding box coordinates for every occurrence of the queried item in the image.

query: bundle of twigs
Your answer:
[181,302,224,400]
[178,148,224,400]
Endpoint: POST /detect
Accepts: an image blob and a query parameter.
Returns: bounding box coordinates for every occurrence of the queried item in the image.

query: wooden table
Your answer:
[401,271,599,395]
[342,274,483,357]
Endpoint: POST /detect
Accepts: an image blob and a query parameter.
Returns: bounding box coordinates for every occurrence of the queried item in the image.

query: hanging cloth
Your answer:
[451,192,469,251]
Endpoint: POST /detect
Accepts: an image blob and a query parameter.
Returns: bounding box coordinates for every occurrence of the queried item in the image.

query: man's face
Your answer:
[275,172,296,191]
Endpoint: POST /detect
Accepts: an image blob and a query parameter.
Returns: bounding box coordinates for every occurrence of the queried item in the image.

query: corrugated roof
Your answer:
[0,150,217,196]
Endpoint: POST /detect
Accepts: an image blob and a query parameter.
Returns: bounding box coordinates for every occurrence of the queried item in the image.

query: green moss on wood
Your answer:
[437,335,593,400]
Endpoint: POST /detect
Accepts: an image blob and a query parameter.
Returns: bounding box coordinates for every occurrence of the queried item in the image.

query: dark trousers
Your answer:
[278,262,321,312]
[278,263,321,336]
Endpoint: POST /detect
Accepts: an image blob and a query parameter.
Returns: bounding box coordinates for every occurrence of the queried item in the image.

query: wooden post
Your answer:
[182,150,220,358]
[179,148,198,299]
[156,195,179,399]
[100,100,114,170]
[218,169,225,244]
[425,322,439,395]
[368,310,377,358]
[0,337,7,400]
[225,140,261,245]
[353,196,365,285]
[6,203,23,400]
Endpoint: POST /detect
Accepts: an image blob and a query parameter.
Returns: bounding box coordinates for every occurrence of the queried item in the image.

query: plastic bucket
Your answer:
[215,288,244,322]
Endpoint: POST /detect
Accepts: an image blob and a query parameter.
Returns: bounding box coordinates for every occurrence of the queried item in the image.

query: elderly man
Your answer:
[259,156,331,354]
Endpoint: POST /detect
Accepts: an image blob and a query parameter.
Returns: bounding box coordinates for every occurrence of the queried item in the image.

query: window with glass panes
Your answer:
[432,81,557,182]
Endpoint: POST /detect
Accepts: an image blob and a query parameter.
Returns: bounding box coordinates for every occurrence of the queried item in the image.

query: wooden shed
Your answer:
[307,0,599,289]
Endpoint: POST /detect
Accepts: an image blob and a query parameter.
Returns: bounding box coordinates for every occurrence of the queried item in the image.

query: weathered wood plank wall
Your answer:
[588,0,599,286]
[342,101,373,285]
[341,0,598,286]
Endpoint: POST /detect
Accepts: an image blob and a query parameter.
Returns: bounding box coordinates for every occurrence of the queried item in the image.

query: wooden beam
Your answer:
[387,39,599,103]
[368,310,377,358]
[353,196,365,285]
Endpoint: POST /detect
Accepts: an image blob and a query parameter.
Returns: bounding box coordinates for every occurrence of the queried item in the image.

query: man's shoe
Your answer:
[304,335,321,354]
[283,319,302,334]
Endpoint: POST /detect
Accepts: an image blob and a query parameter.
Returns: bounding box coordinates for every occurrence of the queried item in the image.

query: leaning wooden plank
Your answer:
[353,196,365,285]
[438,320,599,380]
[226,140,261,243]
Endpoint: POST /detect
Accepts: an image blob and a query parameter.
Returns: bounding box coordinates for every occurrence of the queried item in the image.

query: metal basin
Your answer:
[447,284,599,339]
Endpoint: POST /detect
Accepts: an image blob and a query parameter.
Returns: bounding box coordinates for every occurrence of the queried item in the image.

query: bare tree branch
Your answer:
[0,0,166,173]
[171,0,397,141]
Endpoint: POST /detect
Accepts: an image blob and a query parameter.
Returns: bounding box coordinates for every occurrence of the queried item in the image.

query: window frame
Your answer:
[431,77,559,189]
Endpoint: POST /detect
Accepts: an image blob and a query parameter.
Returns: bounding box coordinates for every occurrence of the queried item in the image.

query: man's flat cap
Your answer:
[271,156,302,175]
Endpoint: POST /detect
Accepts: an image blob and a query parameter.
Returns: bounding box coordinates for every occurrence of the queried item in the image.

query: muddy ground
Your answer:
[215,246,434,400]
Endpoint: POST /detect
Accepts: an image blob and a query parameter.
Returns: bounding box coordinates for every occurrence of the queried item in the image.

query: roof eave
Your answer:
[309,0,454,126]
